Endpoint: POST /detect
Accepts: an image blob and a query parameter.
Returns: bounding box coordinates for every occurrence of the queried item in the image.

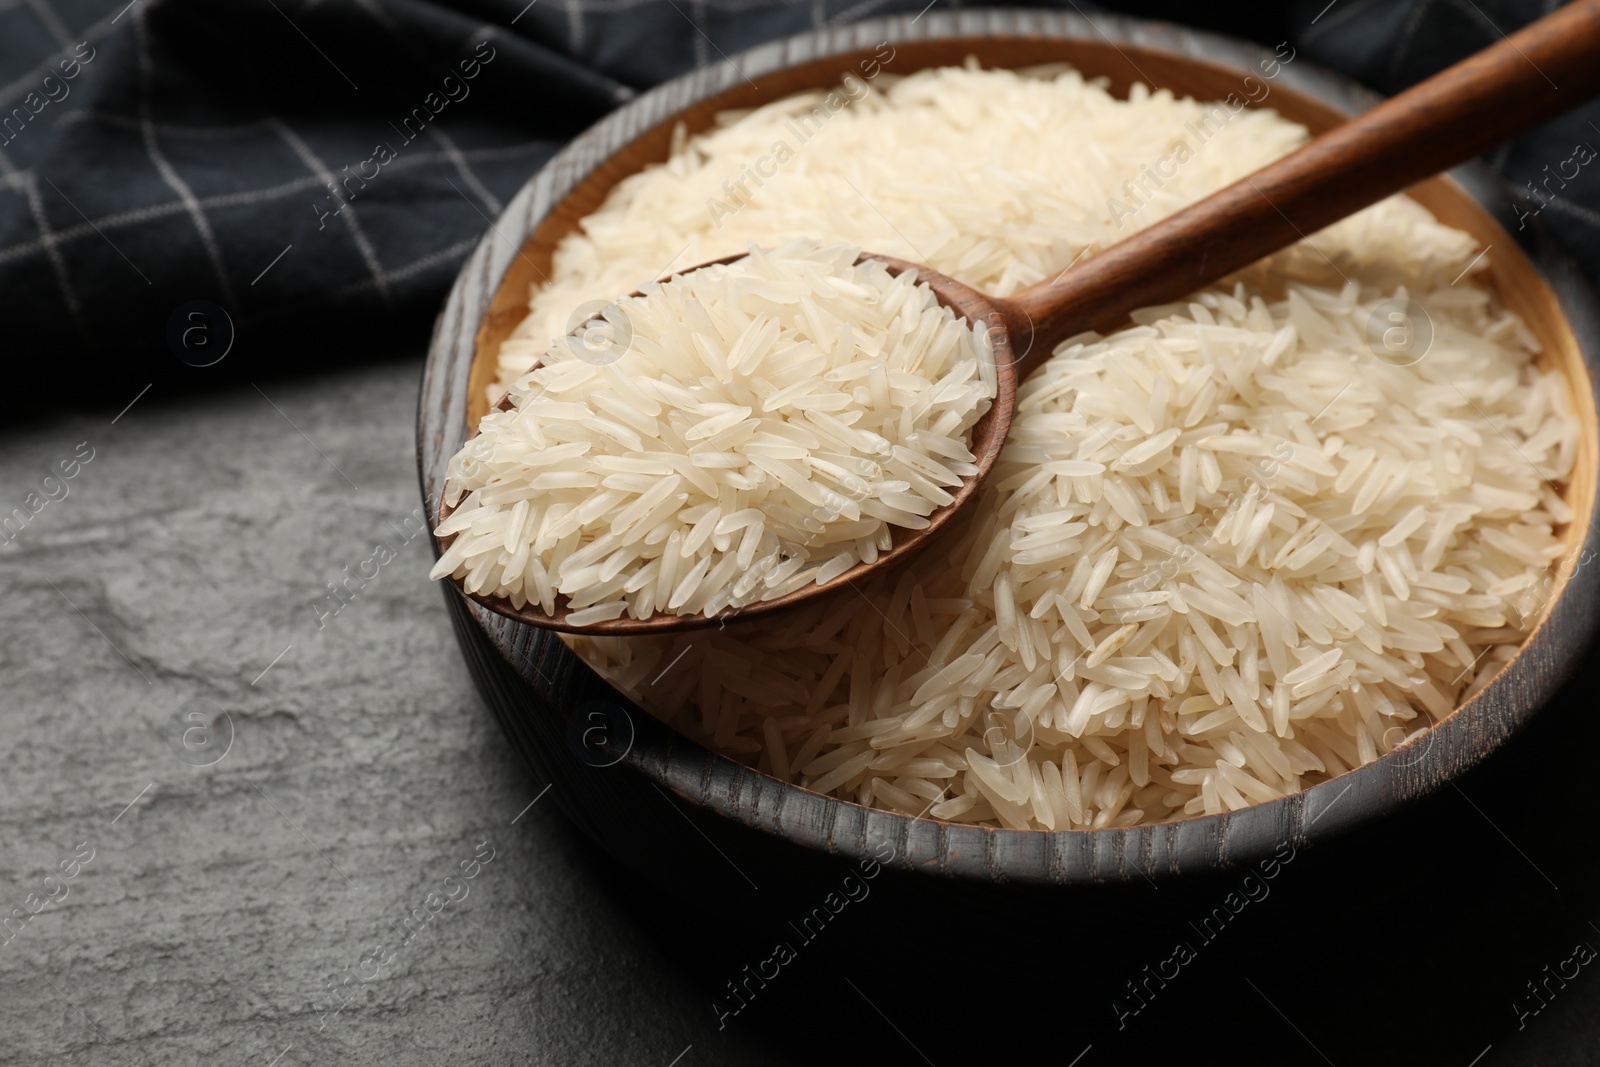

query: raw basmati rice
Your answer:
[492,63,1577,828]
[431,240,995,619]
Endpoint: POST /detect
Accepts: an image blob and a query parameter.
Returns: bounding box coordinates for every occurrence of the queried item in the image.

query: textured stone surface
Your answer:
[0,363,806,1066]
[5,358,1600,1067]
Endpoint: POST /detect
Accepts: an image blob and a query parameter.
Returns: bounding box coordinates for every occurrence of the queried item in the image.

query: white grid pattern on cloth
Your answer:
[0,141,550,266]
[0,143,23,182]
[352,0,399,33]
[0,178,336,265]
[427,124,504,214]
[0,0,814,357]
[829,0,899,28]
[689,0,711,66]
[1386,0,1440,84]
[565,0,585,51]
[559,0,842,13]
[266,115,394,303]
[20,170,92,345]
[1544,195,1600,229]
[243,234,481,327]
[417,20,513,218]
[1300,0,1384,43]
[0,8,120,108]
[23,0,73,47]
[58,110,276,139]
[134,7,238,306]
[318,231,480,299]
[0,0,596,464]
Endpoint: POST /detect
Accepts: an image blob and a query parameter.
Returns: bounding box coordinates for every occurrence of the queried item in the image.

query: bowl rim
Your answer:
[418,7,1600,885]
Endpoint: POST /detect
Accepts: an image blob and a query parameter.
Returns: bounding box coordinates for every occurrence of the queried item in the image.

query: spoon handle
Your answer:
[1004,0,1600,375]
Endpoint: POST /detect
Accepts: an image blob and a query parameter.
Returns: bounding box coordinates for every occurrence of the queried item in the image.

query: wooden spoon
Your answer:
[441,0,1600,635]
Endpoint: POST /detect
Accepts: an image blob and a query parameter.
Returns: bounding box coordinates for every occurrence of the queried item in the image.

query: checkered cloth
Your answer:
[0,0,1592,408]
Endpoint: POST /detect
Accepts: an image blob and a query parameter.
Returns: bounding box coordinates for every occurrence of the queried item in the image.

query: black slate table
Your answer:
[4,358,1600,1066]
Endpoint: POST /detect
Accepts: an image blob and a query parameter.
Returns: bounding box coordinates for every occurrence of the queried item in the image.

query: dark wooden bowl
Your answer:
[418,10,1600,921]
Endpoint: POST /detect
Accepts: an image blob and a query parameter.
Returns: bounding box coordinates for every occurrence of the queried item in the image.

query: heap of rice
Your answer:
[431,240,994,624]
[491,64,1579,828]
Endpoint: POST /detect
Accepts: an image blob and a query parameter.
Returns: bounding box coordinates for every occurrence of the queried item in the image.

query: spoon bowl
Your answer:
[434,253,1020,635]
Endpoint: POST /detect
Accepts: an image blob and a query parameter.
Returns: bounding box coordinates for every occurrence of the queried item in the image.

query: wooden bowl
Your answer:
[418,11,1600,918]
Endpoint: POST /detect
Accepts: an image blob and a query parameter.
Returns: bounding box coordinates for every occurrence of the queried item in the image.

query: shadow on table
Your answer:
[500,630,1600,1067]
